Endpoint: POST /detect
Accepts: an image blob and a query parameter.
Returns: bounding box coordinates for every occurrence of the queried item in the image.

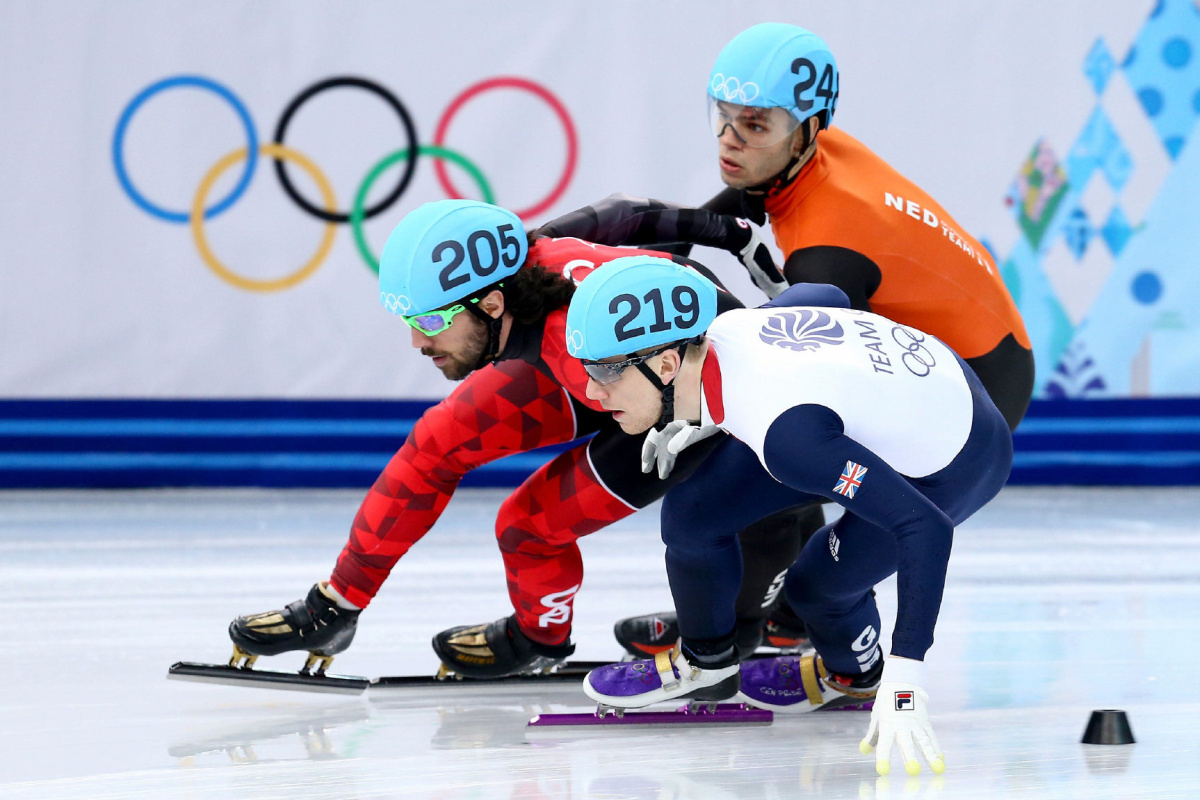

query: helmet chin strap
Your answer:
[745,119,817,198]
[463,285,506,371]
[633,343,691,431]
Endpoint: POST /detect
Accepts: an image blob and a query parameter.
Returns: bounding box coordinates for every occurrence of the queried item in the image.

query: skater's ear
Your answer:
[655,347,683,382]
[477,289,506,320]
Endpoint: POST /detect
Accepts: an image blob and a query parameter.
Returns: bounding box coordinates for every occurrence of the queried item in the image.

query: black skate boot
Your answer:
[228,582,361,675]
[763,596,812,654]
[613,611,680,657]
[432,615,575,679]
[615,605,810,660]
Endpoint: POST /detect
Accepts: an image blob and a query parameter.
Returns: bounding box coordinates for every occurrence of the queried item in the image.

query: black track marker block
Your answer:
[1082,709,1136,745]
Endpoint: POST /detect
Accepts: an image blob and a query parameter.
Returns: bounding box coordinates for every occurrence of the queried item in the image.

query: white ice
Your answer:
[0,487,1197,799]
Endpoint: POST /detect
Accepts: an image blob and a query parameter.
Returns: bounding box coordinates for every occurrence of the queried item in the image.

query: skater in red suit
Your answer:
[226,198,766,677]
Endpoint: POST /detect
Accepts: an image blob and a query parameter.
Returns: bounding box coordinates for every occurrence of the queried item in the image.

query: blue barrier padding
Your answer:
[2,397,1200,488]
[1007,397,1200,485]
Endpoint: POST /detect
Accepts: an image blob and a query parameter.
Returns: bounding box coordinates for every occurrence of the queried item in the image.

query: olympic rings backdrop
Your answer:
[5,1,1200,417]
[112,74,577,292]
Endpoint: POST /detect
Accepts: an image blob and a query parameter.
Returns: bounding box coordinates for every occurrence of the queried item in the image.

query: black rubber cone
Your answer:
[1081,709,1136,745]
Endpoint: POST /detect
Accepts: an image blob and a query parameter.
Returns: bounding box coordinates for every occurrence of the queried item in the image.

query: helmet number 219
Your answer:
[611,286,701,342]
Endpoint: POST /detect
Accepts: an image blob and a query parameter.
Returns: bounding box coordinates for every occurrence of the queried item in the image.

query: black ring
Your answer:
[272,76,418,223]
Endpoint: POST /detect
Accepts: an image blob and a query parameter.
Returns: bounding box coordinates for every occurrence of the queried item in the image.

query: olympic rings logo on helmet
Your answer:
[381,293,415,316]
[564,327,586,358]
[709,73,761,105]
[112,74,578,293]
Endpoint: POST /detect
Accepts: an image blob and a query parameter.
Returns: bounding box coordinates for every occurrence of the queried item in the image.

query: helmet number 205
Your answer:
[611,286,700,342]
[791,57,836,114]
[434,224,523,291]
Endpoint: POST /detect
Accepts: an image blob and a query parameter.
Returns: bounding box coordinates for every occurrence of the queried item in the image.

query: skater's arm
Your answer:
[330,362,580,608]
[760,404,953,661]
[536,193,783,296]
[781,247,881,312]
[536,193,742,251]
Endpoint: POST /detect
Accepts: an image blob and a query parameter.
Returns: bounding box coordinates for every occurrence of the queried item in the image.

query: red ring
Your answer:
[433,77,578,220]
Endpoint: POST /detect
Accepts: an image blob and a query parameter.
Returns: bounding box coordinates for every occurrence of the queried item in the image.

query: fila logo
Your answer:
[760,569,789,608]
[537,584,580,627]
[894,691,915,711]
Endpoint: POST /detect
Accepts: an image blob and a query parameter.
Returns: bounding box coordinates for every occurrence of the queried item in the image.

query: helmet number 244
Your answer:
[791,57,837,114]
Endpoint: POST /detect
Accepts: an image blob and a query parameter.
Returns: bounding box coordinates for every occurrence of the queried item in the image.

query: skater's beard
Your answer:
[421,320,489,381]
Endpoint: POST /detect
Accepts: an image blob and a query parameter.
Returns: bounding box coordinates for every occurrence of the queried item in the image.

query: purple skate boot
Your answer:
[737,653,878,713]
[583,643,740,709]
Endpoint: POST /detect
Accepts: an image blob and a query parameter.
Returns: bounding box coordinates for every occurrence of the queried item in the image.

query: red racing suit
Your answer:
[329,237,740,646]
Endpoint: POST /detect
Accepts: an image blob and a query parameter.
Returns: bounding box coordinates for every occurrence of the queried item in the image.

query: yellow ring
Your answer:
[190,143,337,292]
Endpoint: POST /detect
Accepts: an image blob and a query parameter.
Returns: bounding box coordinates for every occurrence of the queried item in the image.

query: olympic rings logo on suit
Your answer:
[112,74,579,293]
[710,73,760,104]
[891,325,937,377]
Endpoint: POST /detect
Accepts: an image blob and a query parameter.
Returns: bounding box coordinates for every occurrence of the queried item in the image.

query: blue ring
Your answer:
[112,75,258,223]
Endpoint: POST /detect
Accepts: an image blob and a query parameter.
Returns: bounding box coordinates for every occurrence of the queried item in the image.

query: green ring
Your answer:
[351,144,495,274]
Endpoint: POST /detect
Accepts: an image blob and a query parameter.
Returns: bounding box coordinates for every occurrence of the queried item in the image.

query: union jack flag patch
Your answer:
[833,461,867,498]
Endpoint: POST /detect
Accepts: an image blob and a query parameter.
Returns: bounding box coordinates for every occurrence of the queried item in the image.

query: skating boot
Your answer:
[612,611,679,657]
[737,651,880,712]
[613,607,805,659]
[432,615,575,679]
[228,581,360,675]
[583,642,740,710]
[762,596,813,653]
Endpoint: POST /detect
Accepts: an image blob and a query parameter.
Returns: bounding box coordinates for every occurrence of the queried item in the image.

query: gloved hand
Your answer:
[860,660,945,777]
[641,420,722,479]
[733,218,787,298]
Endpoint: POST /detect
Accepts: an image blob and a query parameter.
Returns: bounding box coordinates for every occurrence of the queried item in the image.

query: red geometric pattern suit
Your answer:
[329,238,669,646]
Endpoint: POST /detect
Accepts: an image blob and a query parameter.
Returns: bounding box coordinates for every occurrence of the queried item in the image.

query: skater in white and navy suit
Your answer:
[562,256,1012,777]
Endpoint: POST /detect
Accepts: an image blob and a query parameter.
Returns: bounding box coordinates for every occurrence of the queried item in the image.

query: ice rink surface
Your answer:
[1,486,1197,799]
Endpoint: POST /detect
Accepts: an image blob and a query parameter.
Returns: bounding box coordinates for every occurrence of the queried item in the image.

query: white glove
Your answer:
[641,420,721,480]
[735,219,787,299]
[860,659,945,777]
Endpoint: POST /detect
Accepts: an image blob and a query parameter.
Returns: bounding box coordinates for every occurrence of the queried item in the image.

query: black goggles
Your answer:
[580,345,677,386]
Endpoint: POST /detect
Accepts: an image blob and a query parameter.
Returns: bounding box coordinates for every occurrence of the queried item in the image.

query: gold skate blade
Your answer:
[302,652,335,676]
[168,661,369,695]
[229,645,258,669]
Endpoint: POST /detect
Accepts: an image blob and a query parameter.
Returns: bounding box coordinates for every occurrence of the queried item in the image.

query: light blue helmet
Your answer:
[708,22,839,130]
[564,256,718,361]
[378,199,527,317]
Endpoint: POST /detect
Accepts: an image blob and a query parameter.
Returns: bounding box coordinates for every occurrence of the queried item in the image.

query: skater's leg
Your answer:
[610,501,824,658]
[784,515,897,677]
[497,439,635,646]
[494,418,728,647]
[586,440,818,710]
[733,502,824,653]
[660,437,818,648]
